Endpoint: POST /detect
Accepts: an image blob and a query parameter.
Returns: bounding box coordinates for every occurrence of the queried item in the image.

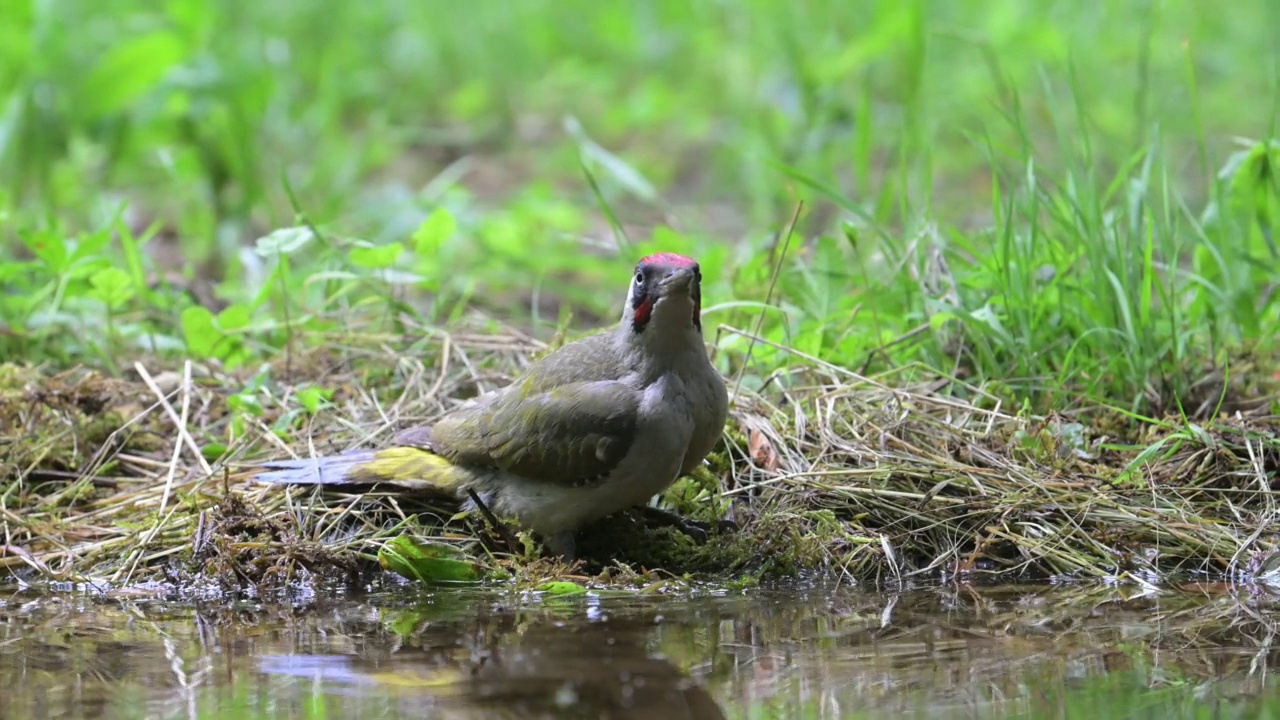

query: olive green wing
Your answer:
[428,380,640,486]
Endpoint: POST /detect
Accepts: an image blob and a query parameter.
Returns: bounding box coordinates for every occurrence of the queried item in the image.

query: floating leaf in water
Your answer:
[537,580,588,596]
[378,536,483,584]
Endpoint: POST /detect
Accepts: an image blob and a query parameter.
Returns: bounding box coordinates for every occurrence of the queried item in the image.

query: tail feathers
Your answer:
[254,446,467,494]
[255,450,377,485]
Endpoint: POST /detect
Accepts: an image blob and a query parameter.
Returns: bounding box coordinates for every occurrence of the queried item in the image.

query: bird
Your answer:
[253,252,730,559]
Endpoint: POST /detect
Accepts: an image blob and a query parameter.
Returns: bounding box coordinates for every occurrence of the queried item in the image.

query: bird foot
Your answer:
[637,506,738,544]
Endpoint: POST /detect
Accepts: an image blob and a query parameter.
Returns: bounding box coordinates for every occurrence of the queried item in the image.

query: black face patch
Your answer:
[690,267,702,331]
[630,264,659,332]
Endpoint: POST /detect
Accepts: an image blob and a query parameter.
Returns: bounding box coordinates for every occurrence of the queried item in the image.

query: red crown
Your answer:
[638,252,698,268]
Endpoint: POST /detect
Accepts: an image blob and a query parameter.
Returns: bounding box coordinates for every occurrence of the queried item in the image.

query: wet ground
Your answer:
[2,578,1279,719]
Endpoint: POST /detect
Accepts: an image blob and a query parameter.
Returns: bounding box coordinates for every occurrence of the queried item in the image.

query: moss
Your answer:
[0,363,168,484]
[570,506,811,579]
[661,466,731,523]
[189,494,366,593]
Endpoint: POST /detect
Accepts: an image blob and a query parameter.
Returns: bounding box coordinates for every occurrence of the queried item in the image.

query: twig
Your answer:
[134,362,213,477]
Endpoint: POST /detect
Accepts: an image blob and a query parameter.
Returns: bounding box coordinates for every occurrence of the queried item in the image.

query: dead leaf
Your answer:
[748,428,780,472]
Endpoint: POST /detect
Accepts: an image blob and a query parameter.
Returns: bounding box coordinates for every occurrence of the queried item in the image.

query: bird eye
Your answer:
[634,271,644,285]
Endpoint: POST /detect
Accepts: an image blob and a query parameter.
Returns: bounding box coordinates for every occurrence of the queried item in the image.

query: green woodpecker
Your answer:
[254,253,729,558]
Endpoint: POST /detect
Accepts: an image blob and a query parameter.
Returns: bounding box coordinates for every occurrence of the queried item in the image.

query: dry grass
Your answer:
[1,319,1278,592]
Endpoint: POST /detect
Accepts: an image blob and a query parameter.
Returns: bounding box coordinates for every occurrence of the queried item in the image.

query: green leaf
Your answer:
[305,270,361,284]
[296,385,333,414]
[180,305,219,358]
[378,536,483,584]
[201,443,228,462]
[88,267,135,309]
[216,303,252,331]
[70,227,114,264]
[0,260,34,286]
[227,390,264,417]
[377,269,426,285]
[254,226,314,256]
[537,580,588,596]
[181,303,254,363]
[166,0,215,46]
[80,32,187,121]
[928,311,956,330]
[22,230,68,273]
[412,209,457,257]
[565,116,657,201]
[348,241,404,270]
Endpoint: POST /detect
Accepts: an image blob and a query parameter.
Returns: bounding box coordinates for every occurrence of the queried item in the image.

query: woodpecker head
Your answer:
[623,252,703,336]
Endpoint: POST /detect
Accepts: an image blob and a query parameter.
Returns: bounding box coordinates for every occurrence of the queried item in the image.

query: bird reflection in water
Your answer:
[257,607,727,720]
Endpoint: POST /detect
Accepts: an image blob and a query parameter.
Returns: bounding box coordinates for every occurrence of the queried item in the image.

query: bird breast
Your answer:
[612,373,697,495]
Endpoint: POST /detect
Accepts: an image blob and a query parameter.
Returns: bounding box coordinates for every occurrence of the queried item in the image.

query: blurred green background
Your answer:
[1,0,1277,415]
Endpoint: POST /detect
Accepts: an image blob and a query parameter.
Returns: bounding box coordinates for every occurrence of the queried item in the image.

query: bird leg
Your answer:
[636,505,737,544]
[462,490,578,561]
[465,489,521,555]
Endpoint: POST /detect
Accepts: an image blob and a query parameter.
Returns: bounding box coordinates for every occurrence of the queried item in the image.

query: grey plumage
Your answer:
[253,253,729,558]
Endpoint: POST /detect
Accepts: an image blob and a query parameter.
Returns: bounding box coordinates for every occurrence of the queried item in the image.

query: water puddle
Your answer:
[2,579,1278,719]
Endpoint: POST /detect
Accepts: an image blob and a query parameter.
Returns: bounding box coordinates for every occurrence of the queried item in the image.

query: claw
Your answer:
[637,506,734,545]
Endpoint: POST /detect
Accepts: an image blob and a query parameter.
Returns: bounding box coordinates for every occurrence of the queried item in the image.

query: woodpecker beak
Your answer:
[658,267,696,296]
